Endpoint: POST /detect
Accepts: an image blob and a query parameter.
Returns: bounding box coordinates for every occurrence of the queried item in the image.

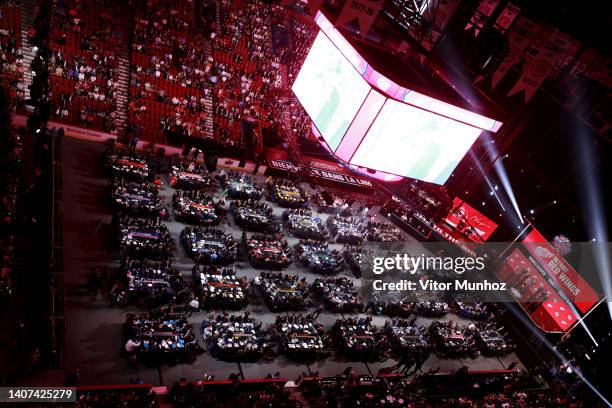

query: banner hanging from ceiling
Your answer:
[507,30,573,102]
[493,2,520,33]
[464,0,501,36]
[335,0,384,38]
[522,228,600,314]
[488,17,540,88]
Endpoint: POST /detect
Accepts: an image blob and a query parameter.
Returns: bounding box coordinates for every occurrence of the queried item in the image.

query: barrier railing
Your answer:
[49,132,65,368]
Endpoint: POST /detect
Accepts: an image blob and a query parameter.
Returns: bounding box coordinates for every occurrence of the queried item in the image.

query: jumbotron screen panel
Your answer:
[350,99,483,184]
[292,31,371,151]
[292,13,502,185]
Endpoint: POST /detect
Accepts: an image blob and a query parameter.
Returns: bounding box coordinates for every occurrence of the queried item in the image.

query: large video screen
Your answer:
[292,31,371,151]
[349,99,483,184]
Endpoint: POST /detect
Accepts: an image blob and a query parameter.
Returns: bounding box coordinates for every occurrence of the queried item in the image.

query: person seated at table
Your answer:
[327,215,363,244]
[311,276,364,313]
[274,313,329,360]
[201,312,271,361]
[230,199,277,232]
[221,171,263,200]
[180,227,237,264]
[331,317,388,362]
[114,257,188,306]
[266,178,308,208]
[363,220,406,242]
[384,318,430,361]
[122,310,199,363]
[111,177,168,219]
[193,265,248,310]
[253,271,311,311]
[173,190,221,225]
[104,147,152,181]
[283,209,327,240]
[115,215,174,258]
[245,233,292,269]
[294,239,344,275]
[169,158,215,190]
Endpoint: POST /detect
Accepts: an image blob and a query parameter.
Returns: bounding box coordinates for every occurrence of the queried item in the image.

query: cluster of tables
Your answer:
[169,161,215,190]
[295,240,344,275]
[222,172,263,200]
[277,320,326,359]
[428,321,477,358]
[283,209,327,240]
[193,266,247,309]
[332,318,384,360]
[384,321,430,356]
[111,179,168,219]
[364,221,406,242]
[246,233,292,269]
[326,215,363,244]
[475,326,513,356]
[202,316,270,361]
[230,199,276,232]
[125,314,199,362]
[99,149,517,369]
[254,272,311,311]
[117,217,174,258]
[173,191,220,225]
[105,149,152,181]
[268,179,308,208]
[311,277,363,313]
[120,259,187,305]
[180,227,237,265]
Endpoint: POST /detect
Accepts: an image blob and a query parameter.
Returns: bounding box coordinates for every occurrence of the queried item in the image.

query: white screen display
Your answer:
[292,31,371,151]
[350,99,483,185]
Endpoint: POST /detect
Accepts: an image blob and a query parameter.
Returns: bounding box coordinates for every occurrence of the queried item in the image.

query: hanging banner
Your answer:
[500,248,578,333]
[522,228,600,314]
[464,0,501,36]
[493,2,520,33]
[507,30,572,102]
[488,17,539,88]
[548,36,581,81]
[410,0,460,51]
[334,0,384,38]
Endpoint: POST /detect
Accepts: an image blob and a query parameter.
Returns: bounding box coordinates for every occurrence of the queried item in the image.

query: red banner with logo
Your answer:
[501,248,578,332]
[442,197,498,242]
[522,228,599,314]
